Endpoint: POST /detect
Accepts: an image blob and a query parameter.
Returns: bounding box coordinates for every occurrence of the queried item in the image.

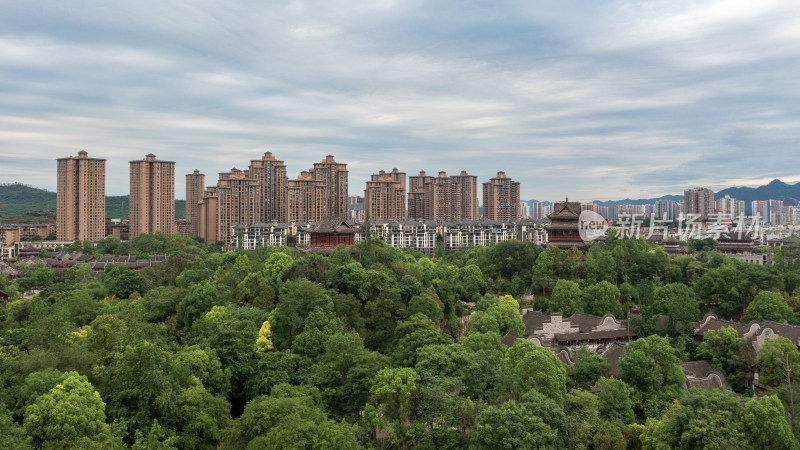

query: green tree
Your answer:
[369,367,420,423]
[228,389,361,449]
[104,265,147,299]
[13,368,68,419]
[0,405,28,449]
[532,246,559,296]
[470,401,559,450]
[467,295,524,337]
[23,372,111,447]
[618,335,684,411]
[659,389,746,449]
[179,282,220,329]
[741,396,799,450]
[653,283,702,336]
[551,280,583,316]
[291,308,342,358]
[255,320,274,353]
[596,377,635,424]
[743,291,794,322]
[570,345,611,389]
[586,250,617,284]
[508,339,567,406]
[756,336,800,387]
[582,281,623,317]
[269,279,334,349]
[172,377,231,448]
[696,326,745,380]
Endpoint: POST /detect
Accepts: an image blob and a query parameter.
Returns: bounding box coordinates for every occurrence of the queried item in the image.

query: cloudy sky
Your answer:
[2,0,800,201]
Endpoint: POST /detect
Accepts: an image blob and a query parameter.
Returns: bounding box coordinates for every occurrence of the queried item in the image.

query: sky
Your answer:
[1,0,800,202]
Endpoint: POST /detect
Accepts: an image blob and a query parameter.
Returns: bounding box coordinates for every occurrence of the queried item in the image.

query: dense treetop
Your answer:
[1,232,800,448]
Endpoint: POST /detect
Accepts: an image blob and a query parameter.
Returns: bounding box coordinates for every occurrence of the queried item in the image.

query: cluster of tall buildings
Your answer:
[406,171,479,222]
[53,147,800,251]
[195,153,349,244]
[54,149,524,245]
[56,152,177,241]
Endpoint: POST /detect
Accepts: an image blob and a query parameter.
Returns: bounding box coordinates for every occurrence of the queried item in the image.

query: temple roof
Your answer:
[306,216,358,235]
[547,201,582,219]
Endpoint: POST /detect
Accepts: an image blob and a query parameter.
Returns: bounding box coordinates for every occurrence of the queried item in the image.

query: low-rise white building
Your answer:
[357,220,438,253]
[441,219,515,250]
[231,222,310,250]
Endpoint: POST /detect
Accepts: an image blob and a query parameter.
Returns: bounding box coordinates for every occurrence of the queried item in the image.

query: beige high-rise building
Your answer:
[408,170,478,222]
[452,170,479,220]
[56,150,106,241]
[288,171,328,223]
[408,171,435,220]
[249,152,288,222]
[311,155,348,218]
[217,168,261,244]
[433,172,458,222]
[430,171,478,222]
[482,172,521,222]
[186,170,205,236]
[364,168,406,220]
[683,187,714,216]
[198,186,220,243]
[129,154,176,237]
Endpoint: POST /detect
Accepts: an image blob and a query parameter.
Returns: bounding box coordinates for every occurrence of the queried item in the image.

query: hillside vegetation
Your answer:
[0,183,185,223]
[1,234,799,448]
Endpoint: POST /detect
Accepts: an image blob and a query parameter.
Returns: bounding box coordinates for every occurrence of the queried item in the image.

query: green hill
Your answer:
[0,183,185,223]
[0,183,56,215]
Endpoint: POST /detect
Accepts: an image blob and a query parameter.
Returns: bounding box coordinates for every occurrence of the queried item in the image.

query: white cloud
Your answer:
[0,0,799,202]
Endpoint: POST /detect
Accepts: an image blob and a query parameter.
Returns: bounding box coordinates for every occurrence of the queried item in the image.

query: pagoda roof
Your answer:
[547,201,582,219]
[306,216,357,235]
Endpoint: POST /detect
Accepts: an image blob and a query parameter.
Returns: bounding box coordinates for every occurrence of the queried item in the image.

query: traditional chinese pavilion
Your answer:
[306,216,357,250]
[714,232,758,255]
[545,199,589,249]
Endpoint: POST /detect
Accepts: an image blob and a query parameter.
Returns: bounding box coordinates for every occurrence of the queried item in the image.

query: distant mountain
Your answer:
[589,195,684,207]
[0,183,56,215]
[0,183,186,223]
[716,179,800,208]
[525,196,682,207]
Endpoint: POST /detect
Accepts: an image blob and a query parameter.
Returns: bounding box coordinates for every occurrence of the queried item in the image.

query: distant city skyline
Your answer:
[2,2,800,200]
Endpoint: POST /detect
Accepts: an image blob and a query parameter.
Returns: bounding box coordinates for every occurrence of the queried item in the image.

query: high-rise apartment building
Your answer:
[217,168,261,244]
[407,170,478,222]
[520,201,531,218]
[482,172,520,222]
[129,154,175,238]
[56,150,106,241]
[751,200,768,223]
[531,202,545,220]
[408,171,435,220]
[348,195,365,222]
[654,199,680,221]
[311,155,348,218]
[450,171,479,221]
[715,195,745,219]
[249,152,288,222]
[186,170,205,236]
[364,168,406,220]
[683,187,714,216]
[768,199,785,224]
[198,186,220,243]
[288,171,328,223]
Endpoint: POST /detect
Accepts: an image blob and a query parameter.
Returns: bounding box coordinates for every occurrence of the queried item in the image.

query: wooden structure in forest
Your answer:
[306,216,357,250]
